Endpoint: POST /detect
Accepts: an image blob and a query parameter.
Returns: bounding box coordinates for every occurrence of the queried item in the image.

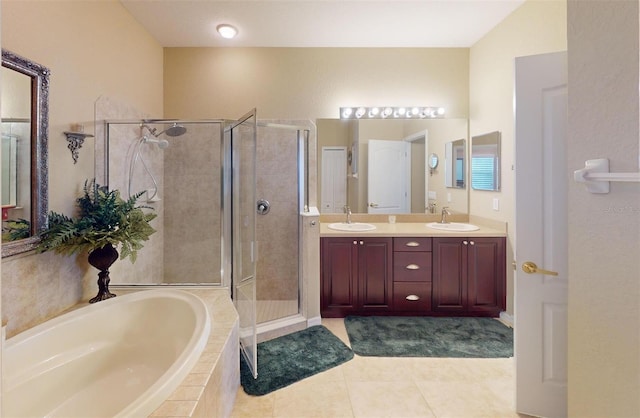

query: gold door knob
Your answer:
[522,261,558,276]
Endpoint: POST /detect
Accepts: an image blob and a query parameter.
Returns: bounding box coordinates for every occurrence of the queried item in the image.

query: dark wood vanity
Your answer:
[320,230,506,318]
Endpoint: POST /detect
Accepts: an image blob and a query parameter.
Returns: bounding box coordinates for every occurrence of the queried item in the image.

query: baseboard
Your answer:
[499,311,514,328]
[307,316,322,327]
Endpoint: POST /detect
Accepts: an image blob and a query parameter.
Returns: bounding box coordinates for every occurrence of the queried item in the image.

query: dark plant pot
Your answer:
[88,243,119,303]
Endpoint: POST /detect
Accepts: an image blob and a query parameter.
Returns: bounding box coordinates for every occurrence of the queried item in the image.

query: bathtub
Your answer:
[3,289,211,418]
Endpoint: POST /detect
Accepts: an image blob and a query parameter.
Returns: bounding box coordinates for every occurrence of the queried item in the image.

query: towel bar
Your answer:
[574,158,640,193]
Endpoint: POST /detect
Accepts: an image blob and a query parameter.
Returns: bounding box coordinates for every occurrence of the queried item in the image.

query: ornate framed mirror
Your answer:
[1,49,49,257]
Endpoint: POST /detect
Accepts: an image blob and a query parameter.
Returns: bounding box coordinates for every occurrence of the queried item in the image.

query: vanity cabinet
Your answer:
[392,237,432,312]
[432,237,506,316]
[320,237,392,317]
[321,233,506,318]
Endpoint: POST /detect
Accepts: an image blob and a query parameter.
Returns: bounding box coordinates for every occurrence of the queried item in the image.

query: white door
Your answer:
[321,146,347,213]
[368,139,410,214]
[515,51,568,417]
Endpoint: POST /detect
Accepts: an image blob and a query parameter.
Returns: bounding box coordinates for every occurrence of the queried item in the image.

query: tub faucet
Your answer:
[344,205,352,224]
[440,207,451,224]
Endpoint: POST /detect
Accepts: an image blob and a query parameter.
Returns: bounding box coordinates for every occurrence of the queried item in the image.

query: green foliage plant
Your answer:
[37,179,157,262]
[2,218,31,242]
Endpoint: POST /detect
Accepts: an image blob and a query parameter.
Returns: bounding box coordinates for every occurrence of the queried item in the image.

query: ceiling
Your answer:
[120,0,526,48]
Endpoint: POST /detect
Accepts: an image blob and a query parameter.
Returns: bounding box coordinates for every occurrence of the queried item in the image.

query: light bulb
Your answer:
[355,107,366,118]
[393,107,406,118]
[341,107,353,118]
[368,107,380,117]
[437,107,445,116]
[382,107,393,118]
[217,24,238,39]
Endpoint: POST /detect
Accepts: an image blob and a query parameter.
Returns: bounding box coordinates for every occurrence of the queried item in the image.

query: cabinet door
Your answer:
[467,237,506,313]
[432,238,467,312]
[358,238,393,311]
[321,238,358,317]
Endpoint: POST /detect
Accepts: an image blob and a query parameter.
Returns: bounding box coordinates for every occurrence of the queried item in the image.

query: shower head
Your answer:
[143,136,169,149]
[159,123,187,137]
[141,122,187,138]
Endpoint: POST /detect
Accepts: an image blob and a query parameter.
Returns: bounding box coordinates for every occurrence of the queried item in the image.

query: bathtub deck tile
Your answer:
[167,385,205,401]
[181,373,210,387]
[150,400,198,417]
[191,358,216,375]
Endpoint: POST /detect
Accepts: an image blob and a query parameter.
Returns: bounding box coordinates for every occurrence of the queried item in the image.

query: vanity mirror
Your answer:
[471,131,501,191]
[1,50,49,257]
[428,153,439,170]
[317,118,468,215]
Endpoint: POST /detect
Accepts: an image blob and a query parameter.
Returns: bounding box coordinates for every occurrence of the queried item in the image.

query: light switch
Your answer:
[447,192,452,202]
[493,198,500,211]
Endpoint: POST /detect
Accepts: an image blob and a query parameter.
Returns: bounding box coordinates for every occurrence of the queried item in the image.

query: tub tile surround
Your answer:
[1,251,86,338]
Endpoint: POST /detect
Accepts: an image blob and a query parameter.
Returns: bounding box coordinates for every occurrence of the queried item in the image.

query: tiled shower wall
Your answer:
[163,123,222,284]
[97,97,165,285]
[255,121,316,322]
[98,99,224,285]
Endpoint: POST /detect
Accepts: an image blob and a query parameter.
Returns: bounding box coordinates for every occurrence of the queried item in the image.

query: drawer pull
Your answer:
[405,241,420,247]
[405,294,420,301]
[405,264,420,270]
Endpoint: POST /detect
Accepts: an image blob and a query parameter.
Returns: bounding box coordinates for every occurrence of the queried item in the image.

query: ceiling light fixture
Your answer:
[217,24,238,39]
[339,107,445,120]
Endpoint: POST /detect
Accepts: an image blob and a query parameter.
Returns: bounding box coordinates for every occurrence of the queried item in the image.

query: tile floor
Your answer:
[230,318,521,418]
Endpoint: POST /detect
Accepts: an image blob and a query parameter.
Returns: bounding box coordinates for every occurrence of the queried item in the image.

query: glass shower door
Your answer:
[230,109,258,378]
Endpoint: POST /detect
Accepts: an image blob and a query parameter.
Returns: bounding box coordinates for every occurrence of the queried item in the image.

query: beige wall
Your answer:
[164,47,469,120]
[567,1,640,415]
[1,0,163,336]
[469,0,567,315]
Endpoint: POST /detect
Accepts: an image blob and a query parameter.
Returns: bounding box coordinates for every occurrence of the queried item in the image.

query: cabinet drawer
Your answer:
[393,282,431,311]
[394,237,432,252]
[393,252,432,282]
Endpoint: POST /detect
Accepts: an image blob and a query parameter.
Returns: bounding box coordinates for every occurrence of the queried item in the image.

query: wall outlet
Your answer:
[493,197,500,211]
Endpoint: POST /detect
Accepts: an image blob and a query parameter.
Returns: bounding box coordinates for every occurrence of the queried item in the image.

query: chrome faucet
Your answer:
[440,207,451,224]
[344,205,352,224]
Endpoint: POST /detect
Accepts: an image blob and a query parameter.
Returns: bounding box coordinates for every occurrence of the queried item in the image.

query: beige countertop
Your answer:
[320,221,507,238]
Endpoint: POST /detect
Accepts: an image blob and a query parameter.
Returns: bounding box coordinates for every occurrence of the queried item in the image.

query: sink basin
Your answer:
[328,222,377,232]
[426,222,480,232]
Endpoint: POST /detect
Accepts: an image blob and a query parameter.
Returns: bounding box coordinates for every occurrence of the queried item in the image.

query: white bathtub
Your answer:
[3,289,211,418]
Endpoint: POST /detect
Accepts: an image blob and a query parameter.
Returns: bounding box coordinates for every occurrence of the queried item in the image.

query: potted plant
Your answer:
[37,179,157,303]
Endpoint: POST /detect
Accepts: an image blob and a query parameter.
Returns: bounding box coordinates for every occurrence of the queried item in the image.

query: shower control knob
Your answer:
[256,199,271,215]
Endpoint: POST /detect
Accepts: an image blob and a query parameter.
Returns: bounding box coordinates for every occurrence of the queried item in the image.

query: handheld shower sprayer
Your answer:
[143,136,169,149]
[130,122,187,201]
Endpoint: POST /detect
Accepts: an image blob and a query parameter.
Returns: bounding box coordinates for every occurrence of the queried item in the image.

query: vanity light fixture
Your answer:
[340,106,446,119]
[216,24,238,39]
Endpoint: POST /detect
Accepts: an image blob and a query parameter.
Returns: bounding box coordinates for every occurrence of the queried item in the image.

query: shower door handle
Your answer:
[257,199,271,215]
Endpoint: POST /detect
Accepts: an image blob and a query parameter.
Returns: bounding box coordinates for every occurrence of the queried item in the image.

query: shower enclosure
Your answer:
[100,113,313,376]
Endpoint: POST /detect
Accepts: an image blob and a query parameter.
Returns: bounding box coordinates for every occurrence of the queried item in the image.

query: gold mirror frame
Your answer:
[1,49,49,257]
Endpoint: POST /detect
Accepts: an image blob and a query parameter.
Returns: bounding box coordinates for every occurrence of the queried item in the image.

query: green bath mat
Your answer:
[344,316,513,358]
[240,325,354,396]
